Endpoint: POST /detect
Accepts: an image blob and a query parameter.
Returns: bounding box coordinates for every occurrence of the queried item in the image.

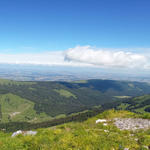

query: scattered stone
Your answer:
[134,138,138,141]
[143,146,149,149]
[129,134,134,136]
[103,123,107,126]
[124,148,129,150]
[114,118,150,130]
[11,130,22,137]
[1,129,6,131]
[96,119,107,124]
[11,130,37,137]
[23,131,37,136]
[104,130,109,133]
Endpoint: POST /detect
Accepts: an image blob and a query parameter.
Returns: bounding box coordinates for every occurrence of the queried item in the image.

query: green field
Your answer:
[54,89,77,99]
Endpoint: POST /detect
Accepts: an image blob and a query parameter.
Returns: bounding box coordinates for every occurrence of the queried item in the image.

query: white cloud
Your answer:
[64,46,149,69]
[0,46,149,70]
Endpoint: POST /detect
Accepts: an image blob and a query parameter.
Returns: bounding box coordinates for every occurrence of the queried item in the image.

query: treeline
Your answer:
[0,101,121,132]
[0,82,113,116]
[0,79,149,117]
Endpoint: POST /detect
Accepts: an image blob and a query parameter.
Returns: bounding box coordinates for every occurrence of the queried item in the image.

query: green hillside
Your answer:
[117,95,150,116]
[0,110,150,150]
[0,93,52,123]
[0,79,150,123]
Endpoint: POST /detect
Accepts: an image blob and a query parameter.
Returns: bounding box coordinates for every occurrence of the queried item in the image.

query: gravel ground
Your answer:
[114,118,150,130]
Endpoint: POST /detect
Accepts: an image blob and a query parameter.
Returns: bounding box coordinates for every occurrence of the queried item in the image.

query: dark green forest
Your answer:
[0,79,150,124]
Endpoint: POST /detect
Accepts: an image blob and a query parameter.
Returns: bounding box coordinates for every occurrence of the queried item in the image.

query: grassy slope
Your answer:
[54,89,77,99]
[0,93,52,123]
[117,95,150,115]
[0,110,150,150]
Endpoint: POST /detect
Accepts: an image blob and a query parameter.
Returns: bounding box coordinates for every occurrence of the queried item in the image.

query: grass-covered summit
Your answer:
[0,110,150,150]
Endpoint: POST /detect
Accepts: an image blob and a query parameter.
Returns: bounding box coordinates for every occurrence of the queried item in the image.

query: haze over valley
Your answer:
[0,64,149,82]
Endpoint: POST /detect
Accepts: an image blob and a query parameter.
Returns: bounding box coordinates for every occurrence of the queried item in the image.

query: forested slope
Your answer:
[0,79,150,122]
[117,95,150,115]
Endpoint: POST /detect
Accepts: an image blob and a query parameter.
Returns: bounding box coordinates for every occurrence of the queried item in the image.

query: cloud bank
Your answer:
[0,46,149,70]
[65,46,148,69]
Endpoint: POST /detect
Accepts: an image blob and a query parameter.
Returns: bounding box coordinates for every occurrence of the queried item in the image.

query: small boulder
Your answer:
[23,131,37,136]
[103,123,108,126]
[143,146,149,149]
[104,130,109,133]
[96,119,107,124]
[11,130,37,137]
[11,130,22,137]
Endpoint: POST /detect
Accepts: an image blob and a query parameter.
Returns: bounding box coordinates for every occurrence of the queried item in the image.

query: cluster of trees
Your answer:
[0,107,104,132]
[119,95,150,112]
[0,101,121,132]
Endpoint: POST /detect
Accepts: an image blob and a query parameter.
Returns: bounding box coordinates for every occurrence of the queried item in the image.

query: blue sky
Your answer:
[0,0,150,52]
[0,0,150,70]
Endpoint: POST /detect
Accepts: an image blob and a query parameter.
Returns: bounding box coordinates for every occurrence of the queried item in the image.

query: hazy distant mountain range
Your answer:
[0,64,149,82]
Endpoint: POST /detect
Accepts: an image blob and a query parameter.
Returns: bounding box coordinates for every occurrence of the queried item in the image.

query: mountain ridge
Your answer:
[0,79,150,123]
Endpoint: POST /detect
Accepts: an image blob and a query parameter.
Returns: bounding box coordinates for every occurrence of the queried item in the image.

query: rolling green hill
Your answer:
[0,93,52,123]
[117,95,150,115]
[0,79,150,123]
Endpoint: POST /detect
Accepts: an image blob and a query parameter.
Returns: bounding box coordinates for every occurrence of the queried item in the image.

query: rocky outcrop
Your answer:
[114,118,150,130]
